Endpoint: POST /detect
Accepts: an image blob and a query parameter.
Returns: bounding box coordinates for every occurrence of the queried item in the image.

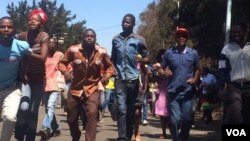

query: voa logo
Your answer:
[226,129,246,136]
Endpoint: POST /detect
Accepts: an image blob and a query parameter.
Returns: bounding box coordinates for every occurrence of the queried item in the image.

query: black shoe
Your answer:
[52,129,61,136]
[40,128,51,140]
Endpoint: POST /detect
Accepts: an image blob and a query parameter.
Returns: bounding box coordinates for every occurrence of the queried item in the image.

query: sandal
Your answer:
[159,134,167,139]
[135,133,141,141]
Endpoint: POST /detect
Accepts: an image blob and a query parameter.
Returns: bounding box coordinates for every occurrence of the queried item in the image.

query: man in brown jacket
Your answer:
[58,28,115,141]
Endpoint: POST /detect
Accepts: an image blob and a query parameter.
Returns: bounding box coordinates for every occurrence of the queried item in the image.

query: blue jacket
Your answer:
[111,33,149,80]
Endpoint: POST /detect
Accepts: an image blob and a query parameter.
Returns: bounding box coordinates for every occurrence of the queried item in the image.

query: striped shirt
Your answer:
[19,31,49,81]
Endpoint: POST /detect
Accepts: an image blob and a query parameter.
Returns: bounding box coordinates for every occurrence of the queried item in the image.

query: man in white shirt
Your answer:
[218,22,250,124]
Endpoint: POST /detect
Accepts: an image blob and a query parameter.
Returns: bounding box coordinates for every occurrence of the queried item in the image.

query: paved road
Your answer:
[1,105,222,141]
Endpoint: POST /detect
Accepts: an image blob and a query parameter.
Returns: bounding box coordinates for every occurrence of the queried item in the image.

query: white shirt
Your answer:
[219,42,250,82]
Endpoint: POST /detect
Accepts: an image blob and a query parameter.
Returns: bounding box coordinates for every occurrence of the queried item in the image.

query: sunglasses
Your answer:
[176,34,188,39]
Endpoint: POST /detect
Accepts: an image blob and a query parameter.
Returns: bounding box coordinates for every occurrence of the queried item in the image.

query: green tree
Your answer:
[137,2,161,61]
[138,0,250,63]
[66,21,86,46]
[137,0,178,61]
[6,0,30,31]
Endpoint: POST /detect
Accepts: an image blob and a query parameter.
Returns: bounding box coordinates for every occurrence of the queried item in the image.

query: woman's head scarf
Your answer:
[29,9,47,25]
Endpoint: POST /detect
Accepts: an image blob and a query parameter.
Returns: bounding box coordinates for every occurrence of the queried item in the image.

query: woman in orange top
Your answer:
[39,37,64,140]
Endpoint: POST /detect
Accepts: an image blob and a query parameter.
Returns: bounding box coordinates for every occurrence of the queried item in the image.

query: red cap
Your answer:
[176,27,189,38]
[29,9,47,25]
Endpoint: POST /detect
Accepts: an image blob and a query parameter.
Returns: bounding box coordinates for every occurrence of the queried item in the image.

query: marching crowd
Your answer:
[0,8,250,141]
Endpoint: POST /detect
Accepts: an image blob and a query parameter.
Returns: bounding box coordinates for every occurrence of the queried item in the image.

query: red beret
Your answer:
[29,9,47,25]
[176,28,189,38]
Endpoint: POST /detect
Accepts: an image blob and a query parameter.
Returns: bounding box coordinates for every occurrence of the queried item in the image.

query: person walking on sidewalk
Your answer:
[153,48,169,139]
[0,16,32,141]
[99,76,116,118]
[134,62,150,141]
[141,65,151,126]
[111,13,150,141]
[58,28,115,141]
[156,27,201,141]
[218,22,250,124]
[39,37,64,140]
[14,9,49,141]
[199,67,217,124]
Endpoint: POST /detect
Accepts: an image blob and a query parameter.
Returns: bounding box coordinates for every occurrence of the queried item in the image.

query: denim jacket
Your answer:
[111,33,149,80]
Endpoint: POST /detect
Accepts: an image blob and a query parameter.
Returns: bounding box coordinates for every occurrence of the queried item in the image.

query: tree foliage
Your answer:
[137,2,161,60]
[4,0,250,61]
[137,0,250,67]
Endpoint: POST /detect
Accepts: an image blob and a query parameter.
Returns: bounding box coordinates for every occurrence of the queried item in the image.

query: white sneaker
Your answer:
[99,117,104,123]
[81,129,86,134]
[142,120,148,125]
[98,111,104,123]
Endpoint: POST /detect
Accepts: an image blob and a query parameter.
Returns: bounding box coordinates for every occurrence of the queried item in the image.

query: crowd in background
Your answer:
[0,7,249,141]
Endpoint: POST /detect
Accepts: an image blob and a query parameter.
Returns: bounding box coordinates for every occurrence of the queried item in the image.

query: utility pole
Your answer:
[225,0,232,44]
[174,0,180,29]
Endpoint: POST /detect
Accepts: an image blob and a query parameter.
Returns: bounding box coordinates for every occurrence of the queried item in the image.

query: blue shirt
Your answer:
[161,46,199,94]
[0,39,31,89]
[201,73,217,86]
[111,33,149,80]
[201,73,217,94]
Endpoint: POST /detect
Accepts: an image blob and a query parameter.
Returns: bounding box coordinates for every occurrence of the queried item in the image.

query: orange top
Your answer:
[45,51,64,92]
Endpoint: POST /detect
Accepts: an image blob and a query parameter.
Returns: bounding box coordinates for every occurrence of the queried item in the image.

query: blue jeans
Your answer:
[15,81,44,141]
[168,92,193,141]
[42,91,60,132]
[115,79,139,141]
[142,92,148,121]
[100,89,115,112]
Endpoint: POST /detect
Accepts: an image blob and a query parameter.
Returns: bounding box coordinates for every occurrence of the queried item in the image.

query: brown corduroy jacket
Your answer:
[58,44,115,97]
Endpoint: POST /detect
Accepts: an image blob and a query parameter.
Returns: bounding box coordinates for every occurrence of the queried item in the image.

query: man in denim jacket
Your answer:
[111,13,149,141]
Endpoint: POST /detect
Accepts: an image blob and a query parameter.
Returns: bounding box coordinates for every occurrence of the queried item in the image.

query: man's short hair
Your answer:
[0,16,12,22]
[83,28,96,37]
[123,13,136,25]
